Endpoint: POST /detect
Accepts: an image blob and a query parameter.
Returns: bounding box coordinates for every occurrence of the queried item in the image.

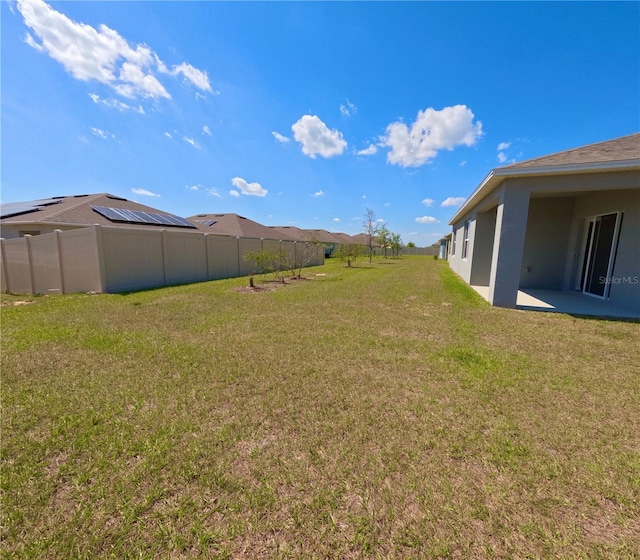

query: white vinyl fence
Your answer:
[0,225,324,295]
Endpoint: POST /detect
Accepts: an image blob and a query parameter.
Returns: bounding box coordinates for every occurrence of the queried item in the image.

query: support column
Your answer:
[488,187,530,308]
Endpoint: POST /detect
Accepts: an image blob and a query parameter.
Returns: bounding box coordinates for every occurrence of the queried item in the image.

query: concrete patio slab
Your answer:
[470,285,640,320]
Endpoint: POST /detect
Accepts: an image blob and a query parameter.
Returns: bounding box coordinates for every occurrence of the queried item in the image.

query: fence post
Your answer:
[0,238,11,294]
[54,229,65,294]
[236,237,241,277]
[204,233,211,280]
[93,225,108,294]
[161,229,168,286]
[24,235,35,295]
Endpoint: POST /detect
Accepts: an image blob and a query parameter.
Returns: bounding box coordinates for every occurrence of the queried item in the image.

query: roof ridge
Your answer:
[43,193,112,220]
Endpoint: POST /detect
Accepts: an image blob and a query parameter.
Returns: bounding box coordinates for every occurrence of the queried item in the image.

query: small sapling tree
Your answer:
[336,243,365,267]
[363,208,379,263]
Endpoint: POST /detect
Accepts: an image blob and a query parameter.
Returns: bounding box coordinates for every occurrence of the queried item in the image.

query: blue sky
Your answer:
[2,1,638,245]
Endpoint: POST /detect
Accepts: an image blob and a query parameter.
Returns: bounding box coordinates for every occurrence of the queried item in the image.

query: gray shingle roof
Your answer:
[186,213,296,240]
[500,132,640,170]
[449,132,640,225]
[267,226,308,241]
[1,193,206,231]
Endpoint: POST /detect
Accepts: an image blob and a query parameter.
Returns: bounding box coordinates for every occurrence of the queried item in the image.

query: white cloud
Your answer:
[206,188,222,198]
[441,197,466,207]
[291,115,347,159]
[202,125,212,136]
[311,190,325,197]
[357,144,378,156]
[415,216,440,224]
[91,127,114,139]
[186,184,199,191]
[333,217,341,222]
[497,152,508,163]
[340,99,357,117]
[497,141,511,151]
[272,131,290,143]
[231,177,268,197]
[170,62,212,92]
[422,198,434,207]
[183,136,200,149]
[17,0,210,101]
[229,190,240,198]
[132,187,160,197]
[89,93,144,114]
[383,105,483,167]
[164,132,172,139]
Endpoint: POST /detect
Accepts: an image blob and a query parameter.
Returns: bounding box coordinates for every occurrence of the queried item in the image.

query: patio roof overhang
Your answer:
[448,158,640,226]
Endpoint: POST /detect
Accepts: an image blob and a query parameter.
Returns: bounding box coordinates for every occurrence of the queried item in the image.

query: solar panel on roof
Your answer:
[91,206,197,228]
[0,198,63,219]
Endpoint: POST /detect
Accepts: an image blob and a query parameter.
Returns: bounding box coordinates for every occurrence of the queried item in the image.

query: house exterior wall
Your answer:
[569,188,640,313]
[0,224,81,240]
[448,213,476,283]
[447,166,638,315]
[469,206,497,286]
[488,184,531,307]
[520,197,575,290]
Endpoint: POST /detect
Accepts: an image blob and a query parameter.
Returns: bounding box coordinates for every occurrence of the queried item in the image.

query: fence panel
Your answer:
[29,233,62,294]
[59,227,103,293]
[238,237,263,276]
[207,235,240,280]
[2,225,327,295]
[163,230,208,286]
[0,238,31,294]
[100,227,164,292]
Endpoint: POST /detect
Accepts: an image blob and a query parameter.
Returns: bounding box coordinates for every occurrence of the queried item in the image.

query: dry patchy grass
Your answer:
[1,257,639,559]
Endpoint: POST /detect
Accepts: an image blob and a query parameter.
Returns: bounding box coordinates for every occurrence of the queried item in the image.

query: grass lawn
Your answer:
[2,256,639,559]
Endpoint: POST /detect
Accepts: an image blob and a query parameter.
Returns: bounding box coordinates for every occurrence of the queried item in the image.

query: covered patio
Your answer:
[471,285,640,320]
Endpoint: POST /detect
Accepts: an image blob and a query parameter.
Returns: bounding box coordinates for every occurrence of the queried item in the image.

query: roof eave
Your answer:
[448,158,640,225]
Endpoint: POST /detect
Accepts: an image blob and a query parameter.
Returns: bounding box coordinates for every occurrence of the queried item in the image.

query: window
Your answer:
[462,220,470,259]
[451,228,456,255]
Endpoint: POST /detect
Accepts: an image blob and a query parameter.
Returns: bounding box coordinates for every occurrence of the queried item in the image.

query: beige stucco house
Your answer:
[448,133,640,318]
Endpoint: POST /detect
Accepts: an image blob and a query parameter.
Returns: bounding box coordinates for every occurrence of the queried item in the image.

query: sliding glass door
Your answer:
[579,212,622,298]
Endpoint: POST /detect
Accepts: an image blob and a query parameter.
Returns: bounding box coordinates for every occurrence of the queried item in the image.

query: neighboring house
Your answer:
[301,229,351,257]
[439,234,452,260]
[351,233,377,247]
[267,225,309,242]
[448,133,640,317]
[187,213,297,240]
[0,193,205,239]
[331,232,360,245]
